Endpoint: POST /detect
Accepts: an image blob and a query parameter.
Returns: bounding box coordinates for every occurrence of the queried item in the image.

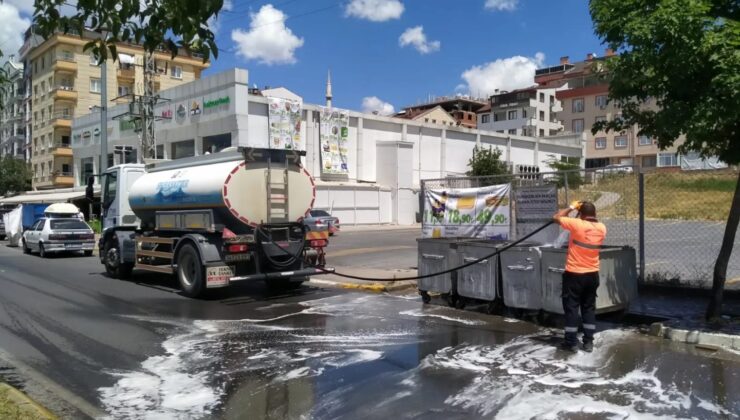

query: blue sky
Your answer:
[207,0,606,113]
[0,0,606,113]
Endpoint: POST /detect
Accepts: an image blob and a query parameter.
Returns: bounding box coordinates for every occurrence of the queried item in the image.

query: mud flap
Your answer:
[206,265,234,288]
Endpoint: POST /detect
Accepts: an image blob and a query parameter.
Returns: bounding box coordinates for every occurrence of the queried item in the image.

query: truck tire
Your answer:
[104,240,133,279]
[176,243,205,298]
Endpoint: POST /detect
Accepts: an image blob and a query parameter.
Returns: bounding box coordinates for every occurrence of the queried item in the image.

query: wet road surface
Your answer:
[0,244,738,419]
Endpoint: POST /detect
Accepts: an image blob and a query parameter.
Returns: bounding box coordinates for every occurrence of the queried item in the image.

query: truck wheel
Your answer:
[104,240,133,279]
[39,243,48,258]
[177,243,205,298]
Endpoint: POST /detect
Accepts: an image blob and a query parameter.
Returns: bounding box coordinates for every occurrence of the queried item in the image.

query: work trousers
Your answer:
[562,270,599,346]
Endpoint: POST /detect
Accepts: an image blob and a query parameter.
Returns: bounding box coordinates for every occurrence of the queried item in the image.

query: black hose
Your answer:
[269,220,556,282]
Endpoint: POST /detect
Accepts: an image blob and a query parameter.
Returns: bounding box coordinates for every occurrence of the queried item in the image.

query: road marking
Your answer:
[327,245,415,258]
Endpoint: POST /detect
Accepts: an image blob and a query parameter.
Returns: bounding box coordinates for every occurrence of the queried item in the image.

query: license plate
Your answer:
[206,265,234,288]
[65,244,81,249]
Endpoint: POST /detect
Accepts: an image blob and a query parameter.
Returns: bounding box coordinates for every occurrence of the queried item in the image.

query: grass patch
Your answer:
[0,384,54,420]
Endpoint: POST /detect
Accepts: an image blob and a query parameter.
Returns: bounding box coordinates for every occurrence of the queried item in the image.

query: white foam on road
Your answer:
[399,309,485,325]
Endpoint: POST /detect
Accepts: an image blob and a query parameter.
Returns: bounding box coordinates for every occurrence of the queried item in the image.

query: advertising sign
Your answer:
[267,96,303,151]
[514,185,559,244]
[319,106,350,175]
[422,184,511,240]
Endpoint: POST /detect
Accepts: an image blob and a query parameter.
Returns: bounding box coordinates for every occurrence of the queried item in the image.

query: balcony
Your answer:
[50,111,74,129]
[550,102,563,113]
[52,171,75,187]
[51,140,73,157]
[51,85,77,101]
[117,63,135,81]
[52,53,77,73]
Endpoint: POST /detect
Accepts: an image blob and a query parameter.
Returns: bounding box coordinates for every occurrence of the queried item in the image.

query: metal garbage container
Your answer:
[417,238,478,299]
[499,244,544,310]
[456,240,506,303]
[540,246,638,314]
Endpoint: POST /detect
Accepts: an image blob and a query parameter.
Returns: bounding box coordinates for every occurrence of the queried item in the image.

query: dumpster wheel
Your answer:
[419,290,431,304]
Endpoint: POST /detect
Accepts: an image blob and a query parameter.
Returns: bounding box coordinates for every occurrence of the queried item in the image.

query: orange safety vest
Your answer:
[559,217,607,273]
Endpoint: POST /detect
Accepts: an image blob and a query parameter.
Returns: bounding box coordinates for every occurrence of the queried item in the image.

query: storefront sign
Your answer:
[176,104,187,122]
[93,128,100,137]
[514,185,559,244]
[119,119,137,132]
[190,100,201,116]
[267,96,303,151]
[319,107,350,175]
[422,184,511,240]
[160,108,173,120]
[204,96,230,109]
[82,130,91,139]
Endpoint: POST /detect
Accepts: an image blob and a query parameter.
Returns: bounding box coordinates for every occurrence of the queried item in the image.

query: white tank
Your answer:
[128,159,315,230]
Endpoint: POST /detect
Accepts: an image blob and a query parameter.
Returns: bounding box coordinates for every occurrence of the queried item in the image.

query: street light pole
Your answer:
[100,58,108,174]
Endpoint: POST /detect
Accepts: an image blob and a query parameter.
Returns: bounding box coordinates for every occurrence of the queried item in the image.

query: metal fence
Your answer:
[421,167,739,287]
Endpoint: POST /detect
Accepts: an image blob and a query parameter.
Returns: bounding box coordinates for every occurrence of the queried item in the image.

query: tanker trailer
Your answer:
[87,148,331,297]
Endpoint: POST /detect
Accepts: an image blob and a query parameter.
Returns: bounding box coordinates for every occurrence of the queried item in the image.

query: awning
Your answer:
[118,53,135,65]
[0,190,88,204]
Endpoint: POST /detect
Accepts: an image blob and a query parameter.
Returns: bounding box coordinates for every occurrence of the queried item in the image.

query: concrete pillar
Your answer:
[356,116,364,181]
[506,135,512,163]
[440,129,447,177]
[534,136,540,166]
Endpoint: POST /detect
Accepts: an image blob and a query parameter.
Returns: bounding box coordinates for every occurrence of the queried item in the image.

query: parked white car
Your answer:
[22,217,95,257]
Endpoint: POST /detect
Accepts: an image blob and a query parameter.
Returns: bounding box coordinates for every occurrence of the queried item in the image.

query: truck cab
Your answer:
[99,164,146,231]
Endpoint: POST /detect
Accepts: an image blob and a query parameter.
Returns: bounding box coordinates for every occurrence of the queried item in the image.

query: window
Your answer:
[90,78,101,93]
[642,155,657,168]
[658,153,679,167]
[522,109,527,118]
[572,98,585,113]
[550,95,555,103]
[539,129,545,137]
[539,110,545,121]
[508,129,517,135]
[171,140,195,159]
[80,157,94,185]
[310,210,331,217]
[614,135,628,148]
[595,95,608,108]
[118,85,131,96]
[31,220,43,231]
[171,65,182,79]
[539,92,545,102]
[595,116,607,123]
[595,137,607,149]
[481,114,490,123]
[89,52,98,65]
[638,135,652,146]
[432,119,436,124]
[50,220,90,230]
[493,112,504,122]
[507,110,517,120]
[156,144,165,159]
[572,119,584,133]
[103,171,117,208]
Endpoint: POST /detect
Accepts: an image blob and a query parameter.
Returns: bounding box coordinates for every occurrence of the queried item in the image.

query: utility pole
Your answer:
[141,52,157,161]
[100,58,108,173]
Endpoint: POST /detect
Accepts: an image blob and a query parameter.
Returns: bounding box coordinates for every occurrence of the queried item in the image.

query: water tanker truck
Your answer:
[86,148,331,297]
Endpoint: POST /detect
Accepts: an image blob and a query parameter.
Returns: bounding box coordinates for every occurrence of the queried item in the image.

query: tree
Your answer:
[590,0,739,320]
[546,155,583,189]
[0,156,32,196]
[466,146,510,179]
[32,0,225,62]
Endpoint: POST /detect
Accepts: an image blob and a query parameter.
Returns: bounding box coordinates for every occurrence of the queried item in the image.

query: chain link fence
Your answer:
[421,167,739,288]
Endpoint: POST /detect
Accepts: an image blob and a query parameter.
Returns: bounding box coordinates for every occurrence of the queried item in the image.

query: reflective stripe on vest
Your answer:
[572,239,602,250]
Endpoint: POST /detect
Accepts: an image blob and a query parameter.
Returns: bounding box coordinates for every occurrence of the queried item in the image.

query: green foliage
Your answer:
[589,0,740,165]
[466,146,511,178]
[88,218,102,234]
[0,156,31,196]
[33,0,224,63]
[546,155,583,189]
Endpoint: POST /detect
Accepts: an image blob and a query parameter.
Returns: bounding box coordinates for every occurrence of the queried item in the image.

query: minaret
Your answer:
[325,69,333,108]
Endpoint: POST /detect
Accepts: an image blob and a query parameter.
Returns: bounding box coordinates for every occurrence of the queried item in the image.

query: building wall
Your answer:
[0,60,26,161]
[477,87,564,136]
[411,107,457,127]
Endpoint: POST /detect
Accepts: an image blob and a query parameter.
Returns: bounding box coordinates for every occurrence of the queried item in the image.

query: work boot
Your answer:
[560,342,578,353]
[582,341,593,353]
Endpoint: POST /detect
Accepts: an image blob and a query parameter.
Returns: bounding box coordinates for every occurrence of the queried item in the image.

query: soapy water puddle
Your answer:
[97,294,740,419]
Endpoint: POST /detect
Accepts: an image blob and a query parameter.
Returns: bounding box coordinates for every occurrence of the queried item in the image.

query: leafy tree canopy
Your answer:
[0,156,32,196]
[466,146,510,178]
[590,0,739,164]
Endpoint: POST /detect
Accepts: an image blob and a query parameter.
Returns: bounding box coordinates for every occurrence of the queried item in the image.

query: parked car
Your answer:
[22,217,95,257]
[595,164,634,174]
[304,209,340,235]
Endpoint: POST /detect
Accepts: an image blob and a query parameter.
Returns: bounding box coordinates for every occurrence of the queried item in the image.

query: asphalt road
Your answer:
[0,243,739,419]
[328,221,740,287]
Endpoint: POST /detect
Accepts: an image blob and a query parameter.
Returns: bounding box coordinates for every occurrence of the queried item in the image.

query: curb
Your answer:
[648,322,740,352]
[0,383,57,419]
[308,278,417,293]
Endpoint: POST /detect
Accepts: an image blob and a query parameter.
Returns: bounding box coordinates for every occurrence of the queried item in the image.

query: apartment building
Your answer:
[396,96,487,128]
[0,58,27,161]
[536,52,681,170]
[476,86,564,137]
[19,28,209,190]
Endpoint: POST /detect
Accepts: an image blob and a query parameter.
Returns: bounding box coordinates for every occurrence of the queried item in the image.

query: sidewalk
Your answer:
[308,266,417,293]
[338,224,421,233]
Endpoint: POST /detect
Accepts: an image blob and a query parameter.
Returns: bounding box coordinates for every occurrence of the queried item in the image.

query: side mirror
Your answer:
[86,176,95,201]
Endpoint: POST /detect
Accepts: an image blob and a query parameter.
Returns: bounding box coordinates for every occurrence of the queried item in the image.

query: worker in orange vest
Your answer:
[553,200,607,353]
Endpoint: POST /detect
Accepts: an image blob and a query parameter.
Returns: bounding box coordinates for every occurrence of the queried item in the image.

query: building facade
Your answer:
[536,53,681,169]
[19,28,209,190]
[72,69,584,225]
[0,58,26,160]
[476,86,564,137]
[396,96,487,128]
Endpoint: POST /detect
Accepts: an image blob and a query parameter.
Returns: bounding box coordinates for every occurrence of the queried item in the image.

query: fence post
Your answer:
[638,171,645,283]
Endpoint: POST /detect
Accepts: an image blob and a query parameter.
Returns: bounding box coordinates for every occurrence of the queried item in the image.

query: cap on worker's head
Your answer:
[579,201,597,219]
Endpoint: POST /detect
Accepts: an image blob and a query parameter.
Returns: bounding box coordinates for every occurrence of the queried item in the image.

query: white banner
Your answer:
[319,107,350,175]
[267,96,304,151]
[422,184,511,240]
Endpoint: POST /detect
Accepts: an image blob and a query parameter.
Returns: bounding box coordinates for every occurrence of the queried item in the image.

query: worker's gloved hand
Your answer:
[569,200,582,210]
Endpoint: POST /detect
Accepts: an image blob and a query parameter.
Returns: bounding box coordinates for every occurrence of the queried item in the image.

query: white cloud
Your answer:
[399,26,440,54]
[231,4,304,65]
[4,0,34,15]
[0,4,31,58]
[345,0,404,22]
[361,96,395,115]
[460,52,545,97]
[484,0,519,11]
